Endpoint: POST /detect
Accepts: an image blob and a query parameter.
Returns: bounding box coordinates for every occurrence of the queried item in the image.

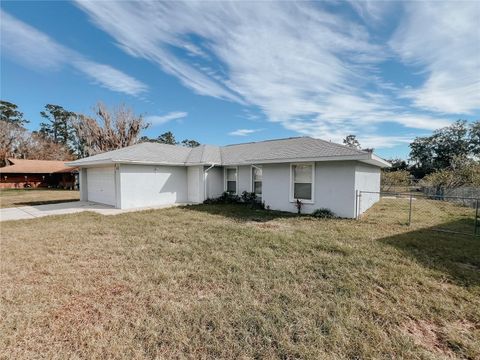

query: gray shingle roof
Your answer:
[68,137,387,167]
[69,142,192,165]
[220,137,365,165]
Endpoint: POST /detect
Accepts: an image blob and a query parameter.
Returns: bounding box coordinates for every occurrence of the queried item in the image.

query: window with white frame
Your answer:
[225,168,237,193]
[291,163,314,201]
[252,166,262,198]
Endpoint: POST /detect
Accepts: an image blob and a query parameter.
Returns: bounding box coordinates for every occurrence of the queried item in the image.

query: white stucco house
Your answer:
[67,136,390,218]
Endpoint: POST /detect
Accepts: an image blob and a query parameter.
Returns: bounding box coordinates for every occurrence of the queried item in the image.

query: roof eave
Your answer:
[223,153,389,166]
[360,153,391,168]
[67,159,192,167]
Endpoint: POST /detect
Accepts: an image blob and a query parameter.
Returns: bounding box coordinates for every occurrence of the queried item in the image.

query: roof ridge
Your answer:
[221,136,305,147]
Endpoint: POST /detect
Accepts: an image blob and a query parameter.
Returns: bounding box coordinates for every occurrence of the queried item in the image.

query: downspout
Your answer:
[203,163,216,201]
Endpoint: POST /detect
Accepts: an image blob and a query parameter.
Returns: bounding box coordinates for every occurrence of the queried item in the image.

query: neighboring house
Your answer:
[0,158,78,189]
[67,137,390,217]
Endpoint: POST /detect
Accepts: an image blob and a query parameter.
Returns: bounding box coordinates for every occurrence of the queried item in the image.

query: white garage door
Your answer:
[87,167,116,206]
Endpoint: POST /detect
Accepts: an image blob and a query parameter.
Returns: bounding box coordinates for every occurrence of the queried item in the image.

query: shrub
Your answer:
[204,191,266,209]
[241,191,257,203]
[203,192,240,205]
[312,208,335,219]
[294,199,303,214]
[381,170,411,192]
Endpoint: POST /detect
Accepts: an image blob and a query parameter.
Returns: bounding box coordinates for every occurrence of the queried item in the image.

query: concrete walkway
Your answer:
[0,201,184,222]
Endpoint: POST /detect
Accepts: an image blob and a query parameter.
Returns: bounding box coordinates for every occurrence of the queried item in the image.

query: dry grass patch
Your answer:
[0,189,79,208]
[1,202,479,359]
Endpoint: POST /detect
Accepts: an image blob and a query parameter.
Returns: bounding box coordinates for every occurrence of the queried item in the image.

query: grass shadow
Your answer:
[180,203,300,222]
[380,220,480,288]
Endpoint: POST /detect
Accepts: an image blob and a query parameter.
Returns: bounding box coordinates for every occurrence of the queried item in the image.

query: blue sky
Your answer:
[1,1,479,159]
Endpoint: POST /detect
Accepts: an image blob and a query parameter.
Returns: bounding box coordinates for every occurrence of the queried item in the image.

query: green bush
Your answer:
[311,208,335,218]
[203,191,265,210]
[203,192,240,204]
[241,191,256,203]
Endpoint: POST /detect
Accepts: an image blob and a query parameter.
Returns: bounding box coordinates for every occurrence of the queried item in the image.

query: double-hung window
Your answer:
[291,163,314,202]
[252,166,262,198]
[225,168,237,194]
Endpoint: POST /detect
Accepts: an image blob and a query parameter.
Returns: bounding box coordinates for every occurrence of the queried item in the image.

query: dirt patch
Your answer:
[246,220,294,233]
[51,283,133,328]
[402,318,455,358]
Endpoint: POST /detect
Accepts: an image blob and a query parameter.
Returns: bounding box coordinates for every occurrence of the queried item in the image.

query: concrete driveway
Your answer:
[0,201,183,221]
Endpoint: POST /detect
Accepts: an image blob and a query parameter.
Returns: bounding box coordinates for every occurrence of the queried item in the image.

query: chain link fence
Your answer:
[356,191,480,236]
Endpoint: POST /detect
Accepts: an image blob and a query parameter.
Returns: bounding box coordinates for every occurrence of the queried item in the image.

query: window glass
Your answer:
[226,168,237,181]
[227,181,236,193]
[294,183,312,199]
[293,164,312,183]
[254,181,262,196]
[226,168,237,193]
[252,167,262,196]
[253,167,262,181]
[292,164,313,200]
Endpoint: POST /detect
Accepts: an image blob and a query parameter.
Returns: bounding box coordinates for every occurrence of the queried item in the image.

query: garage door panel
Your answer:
[87,167,116,206]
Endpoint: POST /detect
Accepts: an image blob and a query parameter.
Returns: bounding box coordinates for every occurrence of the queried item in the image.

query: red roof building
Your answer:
[0,158,77,189]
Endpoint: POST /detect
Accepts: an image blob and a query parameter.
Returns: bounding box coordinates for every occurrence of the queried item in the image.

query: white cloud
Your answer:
[73,60,148,96]
[390,1,480,114]
[145,111,188,126]
[71,2,478,148]
[346,0,397,24]
[0,10,147,97]
[228,128,262,136]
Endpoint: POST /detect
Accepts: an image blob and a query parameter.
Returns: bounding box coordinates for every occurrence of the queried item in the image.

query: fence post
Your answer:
[474,199,479,236]
[408,194,413,226]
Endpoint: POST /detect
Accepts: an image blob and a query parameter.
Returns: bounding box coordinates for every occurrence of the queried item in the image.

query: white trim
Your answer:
[223,153,390,168]
[250,165,253,192]
[289,162,315,204]
[224,166,238,194]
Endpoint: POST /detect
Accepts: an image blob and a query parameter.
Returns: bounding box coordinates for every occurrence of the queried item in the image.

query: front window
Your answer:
[252,166,262,198]
[226,168,237,193]
[292,163,314,201]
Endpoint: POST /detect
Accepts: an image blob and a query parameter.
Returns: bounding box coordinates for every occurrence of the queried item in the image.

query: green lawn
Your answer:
[0,189,79,208]
[1,202,479,359]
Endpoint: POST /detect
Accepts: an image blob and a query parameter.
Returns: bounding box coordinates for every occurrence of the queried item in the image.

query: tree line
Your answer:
[2,99,479,189]
[0,100,200,166]
[343,120,480,189]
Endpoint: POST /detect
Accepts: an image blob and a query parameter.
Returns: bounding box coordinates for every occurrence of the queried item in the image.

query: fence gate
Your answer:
[357,191,480,237]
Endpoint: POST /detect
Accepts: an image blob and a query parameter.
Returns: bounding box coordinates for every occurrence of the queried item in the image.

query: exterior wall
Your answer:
[187,166,204,203]
[355,164,381,215]
[262,161,357,217]
[238,165,252,194]
[79,168,88,201]
[119,164,188,209]
[205,166,223,199]
[114,165,121,208]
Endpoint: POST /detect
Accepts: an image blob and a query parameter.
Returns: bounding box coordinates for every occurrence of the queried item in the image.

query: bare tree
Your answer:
[0,120,27,165]
[0,122,73,165]
[72,103,148,157]
[20,133,74,161]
